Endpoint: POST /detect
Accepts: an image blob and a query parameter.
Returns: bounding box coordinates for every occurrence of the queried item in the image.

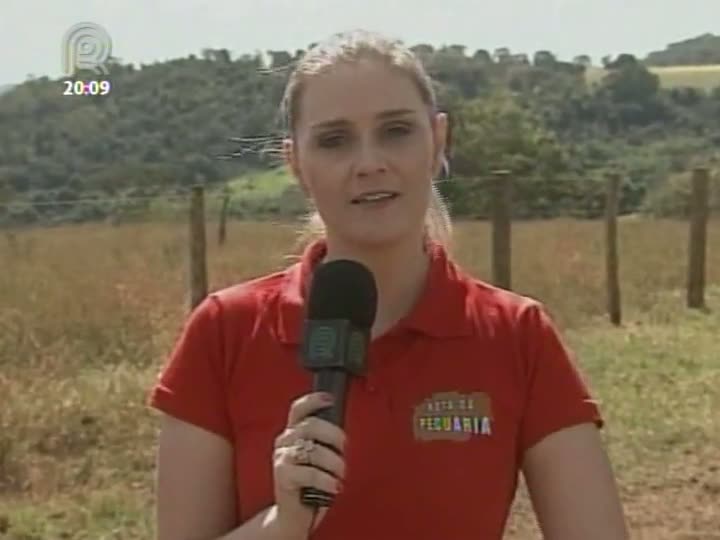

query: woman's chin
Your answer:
[342,225,414,249]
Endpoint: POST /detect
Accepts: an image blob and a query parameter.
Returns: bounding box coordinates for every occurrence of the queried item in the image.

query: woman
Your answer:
[148,29,629,540]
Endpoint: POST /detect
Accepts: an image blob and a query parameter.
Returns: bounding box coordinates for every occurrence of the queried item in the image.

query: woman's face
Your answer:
[285,59,447,249]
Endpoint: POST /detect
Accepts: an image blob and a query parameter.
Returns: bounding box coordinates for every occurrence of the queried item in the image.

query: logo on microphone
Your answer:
[413,391,492,441]
[309,325,337,359]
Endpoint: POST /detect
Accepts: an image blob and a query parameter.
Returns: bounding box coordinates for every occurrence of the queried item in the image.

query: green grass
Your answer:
[227,167,294,202]
[3,288,718,539]
[104,168,297,222]
[572,289,720,479]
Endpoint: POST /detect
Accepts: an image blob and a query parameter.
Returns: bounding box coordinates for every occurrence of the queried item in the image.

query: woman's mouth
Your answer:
[351,191,400,204]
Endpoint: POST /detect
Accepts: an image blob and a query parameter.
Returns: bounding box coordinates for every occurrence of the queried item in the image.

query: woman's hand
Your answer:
[270,392,347,538]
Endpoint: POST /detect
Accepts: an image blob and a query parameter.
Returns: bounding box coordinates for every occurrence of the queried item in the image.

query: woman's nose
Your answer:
[354,139,387,176]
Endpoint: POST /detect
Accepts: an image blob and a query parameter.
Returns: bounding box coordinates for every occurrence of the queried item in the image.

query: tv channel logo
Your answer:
[61,22,113,77]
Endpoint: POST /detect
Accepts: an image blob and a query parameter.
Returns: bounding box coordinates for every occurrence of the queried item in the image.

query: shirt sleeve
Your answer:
[516,301,604,457]
[147,294,233,443]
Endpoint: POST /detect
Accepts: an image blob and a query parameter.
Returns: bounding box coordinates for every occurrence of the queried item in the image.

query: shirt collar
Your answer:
[275,237,475,344]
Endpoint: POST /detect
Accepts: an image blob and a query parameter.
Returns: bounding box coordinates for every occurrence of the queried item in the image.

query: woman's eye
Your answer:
[317,124,412,148]
[387,123,412,136]
[318,135,344,147]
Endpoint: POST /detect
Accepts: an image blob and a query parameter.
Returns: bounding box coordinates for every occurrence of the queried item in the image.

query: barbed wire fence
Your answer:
[184,165,711,321]
[0,135,714,322]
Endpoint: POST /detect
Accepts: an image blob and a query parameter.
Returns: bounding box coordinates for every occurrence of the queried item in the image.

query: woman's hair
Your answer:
[279,29,453,253]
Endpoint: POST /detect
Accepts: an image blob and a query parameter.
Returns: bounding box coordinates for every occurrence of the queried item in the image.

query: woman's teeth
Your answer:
[353,192,398,203]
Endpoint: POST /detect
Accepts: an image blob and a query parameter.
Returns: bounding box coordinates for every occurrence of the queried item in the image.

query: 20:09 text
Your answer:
[62,80,112,96]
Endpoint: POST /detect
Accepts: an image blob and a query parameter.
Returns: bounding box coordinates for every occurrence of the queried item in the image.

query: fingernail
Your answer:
[321,393,334,403]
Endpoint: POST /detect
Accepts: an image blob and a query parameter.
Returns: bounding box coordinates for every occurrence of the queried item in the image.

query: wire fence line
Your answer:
[0,193,206,209]
[185,172,720,320]
[1,168,713,321]
[0,135,288,212]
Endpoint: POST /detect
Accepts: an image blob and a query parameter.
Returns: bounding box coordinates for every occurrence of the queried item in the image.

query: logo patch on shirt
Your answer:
[413,391,492,441]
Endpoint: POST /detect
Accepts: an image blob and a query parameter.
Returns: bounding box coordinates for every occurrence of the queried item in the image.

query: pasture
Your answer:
[586,64,720,91]
[0,218,718,539]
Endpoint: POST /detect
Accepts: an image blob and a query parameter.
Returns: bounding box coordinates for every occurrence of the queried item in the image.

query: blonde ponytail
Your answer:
[426,176,453,252]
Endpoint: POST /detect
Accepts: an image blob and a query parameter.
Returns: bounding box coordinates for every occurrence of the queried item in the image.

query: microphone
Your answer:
[298,259,378,508]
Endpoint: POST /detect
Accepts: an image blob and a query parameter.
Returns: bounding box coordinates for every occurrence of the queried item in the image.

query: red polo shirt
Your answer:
[149,238,603,540]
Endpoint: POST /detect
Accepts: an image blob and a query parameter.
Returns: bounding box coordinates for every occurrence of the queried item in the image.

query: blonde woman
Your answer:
[149,29,629,540]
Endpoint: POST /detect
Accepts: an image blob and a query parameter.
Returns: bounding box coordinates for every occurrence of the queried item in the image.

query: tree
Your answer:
[427,47,488,99]
[267,50,293,69]
[602,55,660,103]
[452,90,566,178]
[448,45,466,56]
[494,48,511,63]
[216,49,231,63]
[533,50,557,68]
[573,55,592,67]
[0,175,15,204]
[200,48,231,62]
[605,53,639,70]
[473,49,492,65]
[411,44,435,57]
[446,90,572,217]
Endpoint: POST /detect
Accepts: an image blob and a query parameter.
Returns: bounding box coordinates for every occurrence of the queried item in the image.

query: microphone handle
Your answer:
[300,369,349,508]
[311,369,348,425]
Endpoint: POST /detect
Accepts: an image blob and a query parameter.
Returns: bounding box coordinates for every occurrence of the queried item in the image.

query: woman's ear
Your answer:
[431,112,448,178]
[283,138,309,197]
[282,138,298,176]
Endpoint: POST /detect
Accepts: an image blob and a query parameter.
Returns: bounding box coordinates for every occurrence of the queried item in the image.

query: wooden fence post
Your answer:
[218,189,230,246]
[189,185,208,311]
[605,173,622,326]
[687,167,709,309]
[490,170,512,290]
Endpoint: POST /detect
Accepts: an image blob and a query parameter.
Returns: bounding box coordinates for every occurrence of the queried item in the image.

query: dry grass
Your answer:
[1,218,719,539]
[586,64,720,91]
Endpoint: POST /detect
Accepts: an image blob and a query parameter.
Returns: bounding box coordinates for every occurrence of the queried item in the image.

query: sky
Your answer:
[0,0,718,86]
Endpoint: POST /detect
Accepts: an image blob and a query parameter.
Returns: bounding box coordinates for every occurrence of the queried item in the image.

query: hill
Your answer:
[586,64,720,90]
[1,37,719,227]
[645,33,720,66]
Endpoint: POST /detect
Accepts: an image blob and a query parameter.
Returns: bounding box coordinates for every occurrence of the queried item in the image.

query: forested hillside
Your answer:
[1,39,719,226]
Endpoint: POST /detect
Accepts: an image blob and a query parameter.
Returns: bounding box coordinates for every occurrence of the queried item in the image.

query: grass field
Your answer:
[586,64,720,91]
[1,218,719,539]
[227,168,292,201]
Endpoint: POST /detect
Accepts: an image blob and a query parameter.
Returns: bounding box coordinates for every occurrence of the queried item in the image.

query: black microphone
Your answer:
[298,259,378,508]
